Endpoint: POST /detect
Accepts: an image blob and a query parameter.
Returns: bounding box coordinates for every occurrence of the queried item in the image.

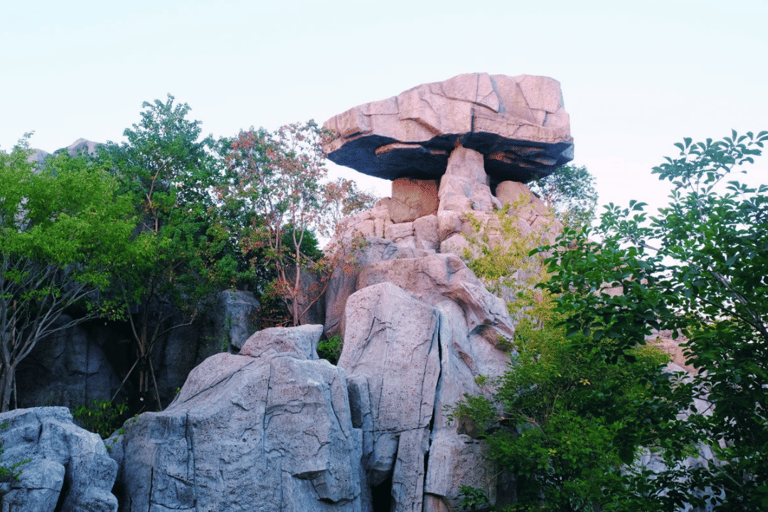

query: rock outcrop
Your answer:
[324,72,573,184]
[17,289,261,411]
[108,325,366,512]
[0,407,118,512]
[16,315,122,410]
[100,73,568,512]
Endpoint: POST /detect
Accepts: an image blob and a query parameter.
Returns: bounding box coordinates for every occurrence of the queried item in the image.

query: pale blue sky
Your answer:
[2,0,767,211]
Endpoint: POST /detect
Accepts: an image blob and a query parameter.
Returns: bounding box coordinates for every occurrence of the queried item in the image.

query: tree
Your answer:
[540,131,768,510]
[100,95,236,408]
[0,137,134,412]
[220,121,374,326]
[320,177,377,238]
[452,197,681,512]
[529,164,598,229]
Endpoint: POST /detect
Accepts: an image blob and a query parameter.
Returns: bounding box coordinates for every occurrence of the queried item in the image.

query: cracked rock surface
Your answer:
[324,72,573,184]
[0,406,118,512]
[108,325,364,512]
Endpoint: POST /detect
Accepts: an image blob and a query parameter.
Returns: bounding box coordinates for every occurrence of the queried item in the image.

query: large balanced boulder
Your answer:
[0,407,118,512]
[324,72,573,184]
[108,325,366,512]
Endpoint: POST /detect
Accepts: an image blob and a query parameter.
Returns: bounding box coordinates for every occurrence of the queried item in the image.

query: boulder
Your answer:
[64,138,101,157]
[338,264,515,511]
[438,145,499,214]
[388,177,440,223]
[324,73,573,184]
[108,325,365,512]
[356,252,513,339]
[323,238,425,338]
[495,180,556,235]
[423,300,502,511]
[0,407,118,512]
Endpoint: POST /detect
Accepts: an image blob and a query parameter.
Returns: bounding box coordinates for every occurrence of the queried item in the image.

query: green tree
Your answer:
[100,95,236,408]
[0,137,134,412]
[529,164,598,229]
[452,200,680,511]
[541,131,768,510]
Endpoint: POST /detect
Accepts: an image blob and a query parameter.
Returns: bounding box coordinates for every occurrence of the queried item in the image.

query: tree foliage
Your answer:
[99,95,236,408]
[529,164,598,229]
[219,121,375,326]
[540,131,768,510]
[452,198,679,511]
[0,137,134,412]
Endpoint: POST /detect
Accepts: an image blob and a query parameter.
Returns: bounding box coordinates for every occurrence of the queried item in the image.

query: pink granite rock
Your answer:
[324,73,573,184]
[388,177,440,223]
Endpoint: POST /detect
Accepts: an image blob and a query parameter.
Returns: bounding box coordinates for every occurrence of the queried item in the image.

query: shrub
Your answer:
[72,399,130,439]
[317,335,343,364]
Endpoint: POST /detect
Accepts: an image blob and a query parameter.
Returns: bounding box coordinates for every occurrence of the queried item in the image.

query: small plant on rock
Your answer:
[0,423,29,483]
[317,335,343,364]
[72,399,130,439]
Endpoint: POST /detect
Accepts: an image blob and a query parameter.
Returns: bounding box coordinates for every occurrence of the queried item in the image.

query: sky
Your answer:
[2,0,767,214]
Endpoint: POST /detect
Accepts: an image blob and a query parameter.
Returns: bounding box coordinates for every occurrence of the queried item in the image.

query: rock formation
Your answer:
[106,73,569,512]
[324,72,573,184]
[0,407,118,511]
[17,289,260,411]
[108,325,365,512]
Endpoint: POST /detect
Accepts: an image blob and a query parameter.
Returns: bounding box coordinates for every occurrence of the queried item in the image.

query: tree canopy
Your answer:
[529,164,598,229]
[98,95,237,408]
[456,131,768,511]
[540,131,768,511]
[0,137,135,412]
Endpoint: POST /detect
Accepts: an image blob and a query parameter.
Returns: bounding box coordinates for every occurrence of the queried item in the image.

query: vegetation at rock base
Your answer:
[317,334,343,364]
[539,130,768,511]
[0,138,135,412]
[455,131,768,511]
[0,423,29,482]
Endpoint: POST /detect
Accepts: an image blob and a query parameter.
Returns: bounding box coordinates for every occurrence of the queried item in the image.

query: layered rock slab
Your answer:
[108,325,365,512]
[324,73,573,184]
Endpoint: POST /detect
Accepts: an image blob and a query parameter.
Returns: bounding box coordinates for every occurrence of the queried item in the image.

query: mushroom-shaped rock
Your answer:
[324,73,573,184]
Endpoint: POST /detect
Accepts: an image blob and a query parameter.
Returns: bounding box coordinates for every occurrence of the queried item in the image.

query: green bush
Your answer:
[459,485,492,511]
[72,399,129,439]
[452,181,685,511]
[317,335,343,364]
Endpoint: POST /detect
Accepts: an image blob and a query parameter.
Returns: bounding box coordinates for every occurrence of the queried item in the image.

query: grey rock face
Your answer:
[0,407,118,512]
[214,289,260,351]
[438,146,500,214]
[108,324,364,512]
[324,238,422,339]
[357,252,513,341]
[340,283,440,492]
[340,276,513,512]
[16,315,122,410]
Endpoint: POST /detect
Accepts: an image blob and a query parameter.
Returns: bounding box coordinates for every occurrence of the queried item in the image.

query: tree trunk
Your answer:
[292,262,301,326]
[0,363,16,413]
